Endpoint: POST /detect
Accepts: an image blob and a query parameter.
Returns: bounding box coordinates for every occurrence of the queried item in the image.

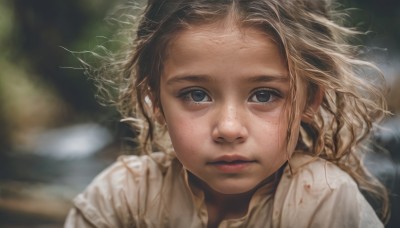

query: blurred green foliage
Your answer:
[0,0,126,151]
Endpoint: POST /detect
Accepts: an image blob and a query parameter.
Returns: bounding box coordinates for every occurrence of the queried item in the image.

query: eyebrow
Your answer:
[248,75,289,83]
[166,75,213,85]
[165,74,289,85]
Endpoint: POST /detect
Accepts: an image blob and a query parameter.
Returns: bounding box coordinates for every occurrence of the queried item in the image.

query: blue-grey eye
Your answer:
[189,90,210,102]
[255,91,270,102]
[249,89,280,103]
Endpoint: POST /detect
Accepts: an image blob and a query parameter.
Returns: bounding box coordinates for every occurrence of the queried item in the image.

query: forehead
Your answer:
[162,23,289,82]
[167,23,281,56]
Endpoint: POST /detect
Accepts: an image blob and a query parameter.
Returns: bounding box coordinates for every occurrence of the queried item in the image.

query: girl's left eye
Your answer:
[249,89,281,103]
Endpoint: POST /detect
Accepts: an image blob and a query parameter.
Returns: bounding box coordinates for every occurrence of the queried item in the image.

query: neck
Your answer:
[191,176,273,228]
[203,185,254,228]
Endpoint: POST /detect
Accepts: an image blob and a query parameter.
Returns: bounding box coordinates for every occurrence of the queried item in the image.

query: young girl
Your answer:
[65,0,389,227]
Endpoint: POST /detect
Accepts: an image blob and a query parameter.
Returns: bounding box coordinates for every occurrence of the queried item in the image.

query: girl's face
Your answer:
[160,23,307,194]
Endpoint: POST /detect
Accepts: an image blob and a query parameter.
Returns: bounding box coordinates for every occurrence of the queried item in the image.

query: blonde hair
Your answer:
[93,0,389,222]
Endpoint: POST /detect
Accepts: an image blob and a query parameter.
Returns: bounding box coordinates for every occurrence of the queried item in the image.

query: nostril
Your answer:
[215,137,225,143]
[214,135,245,144]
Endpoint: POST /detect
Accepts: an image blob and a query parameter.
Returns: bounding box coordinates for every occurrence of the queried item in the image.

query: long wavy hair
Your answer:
[93,0,389,222]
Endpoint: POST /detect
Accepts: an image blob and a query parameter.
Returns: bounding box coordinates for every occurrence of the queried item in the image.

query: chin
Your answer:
[211,182,257,195]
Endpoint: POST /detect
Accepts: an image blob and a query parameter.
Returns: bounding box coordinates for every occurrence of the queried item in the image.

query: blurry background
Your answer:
[0,0,399,227]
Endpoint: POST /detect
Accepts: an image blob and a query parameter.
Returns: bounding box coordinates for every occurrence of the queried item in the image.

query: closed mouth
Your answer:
[207,158,255,173]
[209,160,255,165]
[208,154,255,164]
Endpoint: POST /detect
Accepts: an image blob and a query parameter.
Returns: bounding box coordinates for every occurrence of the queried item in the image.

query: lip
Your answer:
[207,154,256,173]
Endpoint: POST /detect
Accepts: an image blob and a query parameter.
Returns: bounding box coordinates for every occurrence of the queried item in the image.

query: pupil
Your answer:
[256,91,270,102]
[191,91,206,101]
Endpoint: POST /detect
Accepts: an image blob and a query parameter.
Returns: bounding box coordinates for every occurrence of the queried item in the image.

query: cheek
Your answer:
[165,115,204,154]
[167,117,191,142]
[261,122,287,152]
[255,112,292,155]
[166,120,208,169]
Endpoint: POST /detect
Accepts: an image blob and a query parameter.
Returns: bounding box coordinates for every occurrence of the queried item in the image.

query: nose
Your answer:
[212,104,248,144]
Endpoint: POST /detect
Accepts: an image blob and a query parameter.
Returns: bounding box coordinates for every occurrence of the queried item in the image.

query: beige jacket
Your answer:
[64,153,383,228]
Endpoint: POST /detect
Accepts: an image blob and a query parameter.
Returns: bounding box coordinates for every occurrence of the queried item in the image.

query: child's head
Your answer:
[120,0,385,158]
[159,22,303,194]
[101,0,387,219]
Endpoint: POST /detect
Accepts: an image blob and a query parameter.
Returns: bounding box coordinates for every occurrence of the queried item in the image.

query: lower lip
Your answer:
[209,161,255,173]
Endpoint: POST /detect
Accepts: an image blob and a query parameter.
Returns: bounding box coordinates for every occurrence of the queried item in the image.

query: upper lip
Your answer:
[208,154,254,164]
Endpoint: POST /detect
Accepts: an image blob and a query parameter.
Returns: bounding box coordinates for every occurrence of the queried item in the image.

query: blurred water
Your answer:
[31,123,113,160]
[0,123,117,226]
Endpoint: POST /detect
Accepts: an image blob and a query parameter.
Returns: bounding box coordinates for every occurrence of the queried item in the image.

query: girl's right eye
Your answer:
[179,89,211,103]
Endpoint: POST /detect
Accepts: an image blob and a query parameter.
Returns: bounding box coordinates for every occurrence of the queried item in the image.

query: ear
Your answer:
[301,86,324,123]
[145,92,166,125]
[154,106,166,125]
[151,95,166,125]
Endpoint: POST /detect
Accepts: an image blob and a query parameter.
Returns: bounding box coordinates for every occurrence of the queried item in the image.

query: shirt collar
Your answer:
[177,159,286,221]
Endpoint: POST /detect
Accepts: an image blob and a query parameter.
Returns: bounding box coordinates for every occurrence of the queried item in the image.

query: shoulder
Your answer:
[67,152,174,228]
[283,153,356,191]
[84,152,169,196]
[272,153,383,228]
[95,152,170,184]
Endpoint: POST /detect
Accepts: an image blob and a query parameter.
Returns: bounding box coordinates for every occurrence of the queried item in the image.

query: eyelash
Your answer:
[178,88,211,104]
[248,88,282,103]
[177,87,282,104]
